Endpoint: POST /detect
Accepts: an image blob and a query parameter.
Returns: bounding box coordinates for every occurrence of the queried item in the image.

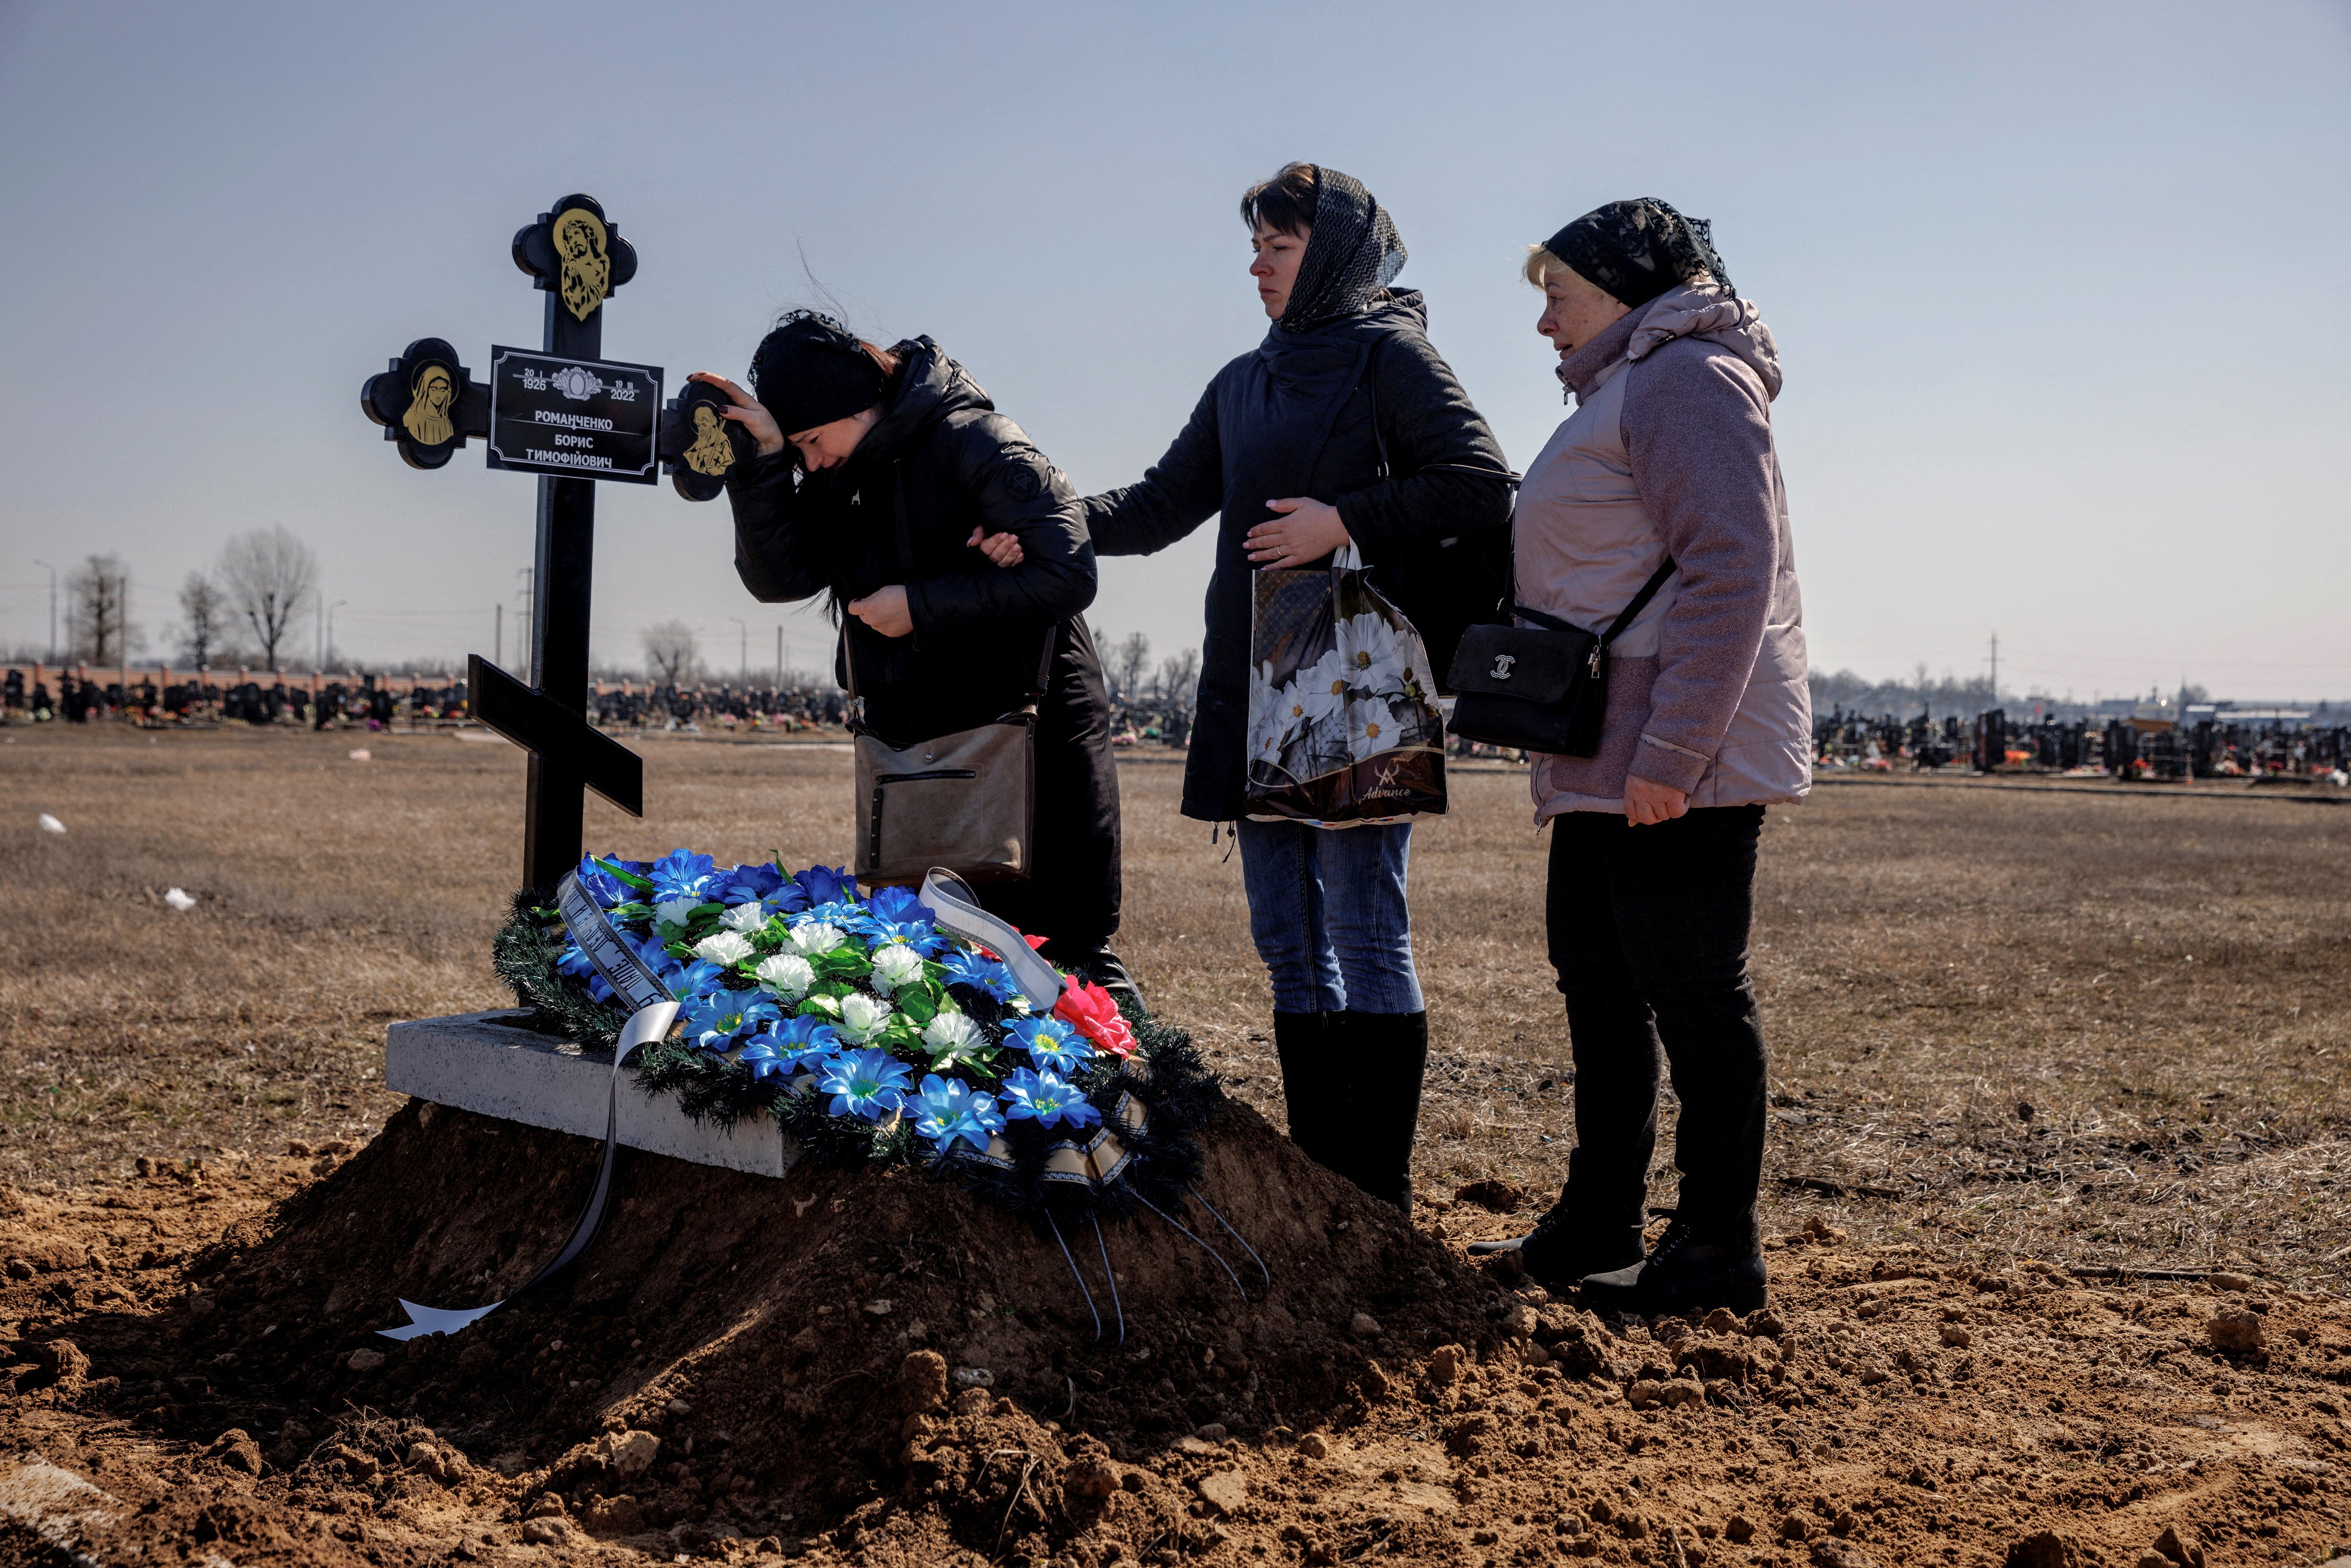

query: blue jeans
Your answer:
[1236,818,1424,1015]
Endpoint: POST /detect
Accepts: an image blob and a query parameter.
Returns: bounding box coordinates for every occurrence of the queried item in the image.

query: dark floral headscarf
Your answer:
[1542,199,1732,308]
[1277,166,1408,334]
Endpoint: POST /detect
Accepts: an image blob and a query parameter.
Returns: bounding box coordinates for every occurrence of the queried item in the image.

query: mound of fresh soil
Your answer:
[33,1093,1506,1553]
[10,1110,2351,1567]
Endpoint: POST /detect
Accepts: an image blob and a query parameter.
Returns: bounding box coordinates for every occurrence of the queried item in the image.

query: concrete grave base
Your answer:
[384,1009,799,1178]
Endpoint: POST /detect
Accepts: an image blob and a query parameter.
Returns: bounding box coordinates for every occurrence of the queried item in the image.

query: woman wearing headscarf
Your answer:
[689,313,1135,998]
[1471,200,1809,1314]
[1069,163,1514,1211]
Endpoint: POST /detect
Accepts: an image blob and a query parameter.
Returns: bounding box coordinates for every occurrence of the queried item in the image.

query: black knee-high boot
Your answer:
[1326,1010,1427,1214]
[1272,1011,1340,1171]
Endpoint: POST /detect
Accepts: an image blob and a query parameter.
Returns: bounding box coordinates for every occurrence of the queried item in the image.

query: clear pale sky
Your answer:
[3,2,2345,702]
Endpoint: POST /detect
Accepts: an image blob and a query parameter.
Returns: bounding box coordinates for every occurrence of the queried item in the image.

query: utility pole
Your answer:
[515,566,535,684]
[494,602,503,668]
[32,559,56,663]
[1988,631,1999,702]
[774,624,783,690]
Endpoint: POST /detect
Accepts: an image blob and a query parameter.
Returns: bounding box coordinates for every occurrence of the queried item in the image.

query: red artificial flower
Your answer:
[1054,977,1136,1059]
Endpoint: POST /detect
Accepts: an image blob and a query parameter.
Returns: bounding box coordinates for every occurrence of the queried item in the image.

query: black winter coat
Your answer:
[726,338,1123,951]
[1081,293,1514,821]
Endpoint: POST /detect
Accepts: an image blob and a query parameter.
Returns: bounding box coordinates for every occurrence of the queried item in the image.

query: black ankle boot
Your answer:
[1577,1219,1768,1316]
[1272,1011,1339,1169]
[1324,1010,1427,1214]
[1475,1194,1646,1288]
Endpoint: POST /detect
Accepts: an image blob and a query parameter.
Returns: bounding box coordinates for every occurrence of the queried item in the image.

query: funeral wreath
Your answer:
[494,852,1220,1225]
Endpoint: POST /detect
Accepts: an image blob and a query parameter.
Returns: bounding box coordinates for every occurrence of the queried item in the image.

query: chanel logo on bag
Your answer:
[1489,653,1517,681]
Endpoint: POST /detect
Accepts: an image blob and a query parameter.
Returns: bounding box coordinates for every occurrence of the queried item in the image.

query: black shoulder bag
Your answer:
[1444,556,1677,758]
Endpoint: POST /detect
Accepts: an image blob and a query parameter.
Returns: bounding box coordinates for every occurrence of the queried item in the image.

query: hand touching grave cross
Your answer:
[358,194,753,890]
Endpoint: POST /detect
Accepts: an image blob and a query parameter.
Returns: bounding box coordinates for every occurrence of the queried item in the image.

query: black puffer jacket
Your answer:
[727,336,1099,742]
[1082,292,1512,821]
[726,338,1122,953]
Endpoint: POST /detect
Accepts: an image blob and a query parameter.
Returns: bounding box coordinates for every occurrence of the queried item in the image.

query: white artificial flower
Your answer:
[869,944,926,993]
[720,901,770,934]
[836,991,892,1042]
[922,1011,981,1052]
[655,897,700,929]
[922,1011,987,1066]
[694,930,755,966]
[788,921,847,957]
[164,887,197,911]
[753,953,815,1002]
[1347,699,1401,762]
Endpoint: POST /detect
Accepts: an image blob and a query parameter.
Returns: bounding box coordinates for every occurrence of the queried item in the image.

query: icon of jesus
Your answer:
[553,209,610,322]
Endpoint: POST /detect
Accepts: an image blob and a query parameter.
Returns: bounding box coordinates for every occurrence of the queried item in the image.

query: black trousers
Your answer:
[971,626,1123,962]
[1546,805,1768,1250]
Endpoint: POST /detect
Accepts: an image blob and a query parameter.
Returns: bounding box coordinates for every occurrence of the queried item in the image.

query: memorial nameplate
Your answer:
[486,347,662,483]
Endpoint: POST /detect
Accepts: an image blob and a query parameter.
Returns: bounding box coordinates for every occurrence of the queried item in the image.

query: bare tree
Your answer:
[217,528,318,672]
[642,621,701,687]
[1157,647,1200,707]
[65,554,136,666]
[1113,631,1151,702]
[174,572,231,669]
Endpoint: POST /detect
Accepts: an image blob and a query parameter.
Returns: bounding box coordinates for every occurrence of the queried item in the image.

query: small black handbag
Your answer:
[1444,557,1677,757]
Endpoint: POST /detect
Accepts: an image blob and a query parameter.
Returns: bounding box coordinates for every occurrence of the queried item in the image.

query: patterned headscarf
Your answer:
[1542,199,1732,308]
[1276,166,1408,334]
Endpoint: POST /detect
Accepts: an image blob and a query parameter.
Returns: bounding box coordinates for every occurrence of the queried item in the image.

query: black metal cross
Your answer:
[359,193,751,891]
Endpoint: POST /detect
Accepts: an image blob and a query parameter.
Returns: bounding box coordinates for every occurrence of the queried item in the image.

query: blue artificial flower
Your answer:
[911,1073,1005,1153]
[867,919,945,957]
[650,848,721,904]
[999,1067,1101,1131]
[666,958,729,1003]
[794,864,859,909]
[682,989,781,1052]
[802,897,877,936]
[555,942,597,981]
[762,1014,843,1072]
[575,855,632,908]
[1003,1016,1093,1075]
[735,1034,816,1082]
[866,885,931,926]
[819,1047,913,1122]
[719,861,785,903]
[939,949,1022,1005]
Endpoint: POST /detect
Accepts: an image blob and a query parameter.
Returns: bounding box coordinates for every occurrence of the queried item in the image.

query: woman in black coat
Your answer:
[1070,164,1514,1210]
[691,313,1132,995]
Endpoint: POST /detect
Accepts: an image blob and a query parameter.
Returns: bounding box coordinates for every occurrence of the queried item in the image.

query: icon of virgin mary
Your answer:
[553,208,611,322]
[684,403,737,477]
[402,363,456,446]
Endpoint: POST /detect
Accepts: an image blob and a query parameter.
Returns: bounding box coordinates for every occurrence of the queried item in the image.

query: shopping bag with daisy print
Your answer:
[1243,543,1447,826]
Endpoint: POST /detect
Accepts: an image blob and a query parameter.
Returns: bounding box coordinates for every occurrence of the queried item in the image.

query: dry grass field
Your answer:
[4,723,2346,1285]
[6,723,2351,1568]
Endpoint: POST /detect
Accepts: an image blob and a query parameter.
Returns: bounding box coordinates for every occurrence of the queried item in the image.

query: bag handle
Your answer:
[1509,556,1676,647]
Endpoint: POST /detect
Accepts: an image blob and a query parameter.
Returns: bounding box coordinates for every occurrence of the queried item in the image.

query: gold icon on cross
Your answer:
[553,208,610,322]
[684,403,736,477]
[401,363,456,446]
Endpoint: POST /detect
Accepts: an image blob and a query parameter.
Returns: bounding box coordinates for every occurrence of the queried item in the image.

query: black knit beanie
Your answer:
[1541,198,1733,308]
[748,311,886,436]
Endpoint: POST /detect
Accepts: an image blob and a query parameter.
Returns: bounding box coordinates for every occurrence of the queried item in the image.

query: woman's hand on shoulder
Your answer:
[1247,497,1350,568]
[847,586,913,638]
[688,371,786,458]
[968,527,1025,568]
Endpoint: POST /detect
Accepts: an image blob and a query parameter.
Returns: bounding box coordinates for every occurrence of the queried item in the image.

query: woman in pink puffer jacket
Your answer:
[1475,200,1808,1316]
